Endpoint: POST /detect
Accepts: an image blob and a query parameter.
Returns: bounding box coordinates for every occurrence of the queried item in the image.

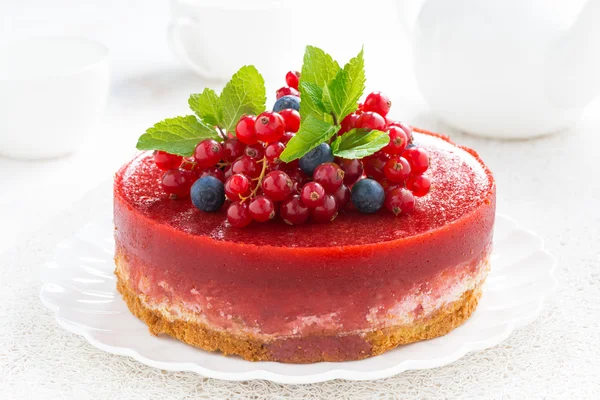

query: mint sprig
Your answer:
[136,116,221,156]
[285,45,384,161]
[280,115,339,162]
[331,128,389,159]
[137,65,266,156]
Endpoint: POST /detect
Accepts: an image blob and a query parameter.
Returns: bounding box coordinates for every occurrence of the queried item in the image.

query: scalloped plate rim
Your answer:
[39,213,558,384]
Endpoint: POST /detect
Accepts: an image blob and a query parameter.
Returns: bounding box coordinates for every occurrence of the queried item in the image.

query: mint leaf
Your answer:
[327,48,365,121]
[280,115,339,162]
[220,65,266,132]
[331,128,389,159]
[136,116,221,156]
[188,88,222,126]
[300,46,341,88]
[299,81,326,121]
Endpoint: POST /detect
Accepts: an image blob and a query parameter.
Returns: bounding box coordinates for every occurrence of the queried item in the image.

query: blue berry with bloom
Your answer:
[191,176,225,212]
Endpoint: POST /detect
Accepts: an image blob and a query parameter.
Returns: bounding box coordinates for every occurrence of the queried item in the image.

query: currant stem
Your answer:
[217,126,227,141]
[331,112,338,126]
[239,155,268,202]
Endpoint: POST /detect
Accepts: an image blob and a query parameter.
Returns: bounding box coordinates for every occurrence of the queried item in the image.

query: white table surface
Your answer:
[1,1,599,399]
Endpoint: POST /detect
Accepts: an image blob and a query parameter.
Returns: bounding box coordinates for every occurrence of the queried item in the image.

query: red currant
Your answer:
[355,111,387,131]
[399,122,414,143]
[161,169,194,198]
[337,158,364,185]
[227,201,253,228]
[357,102,364,114]
[244,143,265,159]
[363,151,390,180]
[313,162,345,193]
[278,109,301,133]
[300,182,326,208]
[225,174,250,200]
[407,174,431,197]
[231,155,261,178]
[285,71,300,89]
[363,92,391,117]
[383,157,412,184]
[382,126,409,155]
[255,111,285,143]
[311,194,338,223]
[281,131,295,144]
[380,178,399,194]
[194,139,223,169]
[223,165,233,180]
[276,86,300,99]
[223,138,246,162]
[265,142,285,164]
[200,166,225,182]
[384,187,415,216]
[262,170,293,201]
[338,113,359,135]
[154,151,182,170]
[333,184,351,209]
[403,147,429,174]
[235,115,258,145]
[248,195,276,222]
[287,168,309,193]
[280,195,309,225]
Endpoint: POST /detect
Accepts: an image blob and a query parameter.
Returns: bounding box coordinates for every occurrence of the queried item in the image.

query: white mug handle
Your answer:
[167,17,216,79]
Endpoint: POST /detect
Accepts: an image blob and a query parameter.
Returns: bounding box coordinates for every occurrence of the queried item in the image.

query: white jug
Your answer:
[396,0,600,138]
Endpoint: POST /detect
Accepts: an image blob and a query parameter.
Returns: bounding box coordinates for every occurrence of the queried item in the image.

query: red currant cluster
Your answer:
[152,71,430,228]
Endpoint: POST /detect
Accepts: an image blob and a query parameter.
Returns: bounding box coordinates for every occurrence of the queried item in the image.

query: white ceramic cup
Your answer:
[0,37,110,159]
[168,0,301,83]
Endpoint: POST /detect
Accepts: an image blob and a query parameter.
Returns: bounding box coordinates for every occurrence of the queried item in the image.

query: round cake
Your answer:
[114,128,496,363]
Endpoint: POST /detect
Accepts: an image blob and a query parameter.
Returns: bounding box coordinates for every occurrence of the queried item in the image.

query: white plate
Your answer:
[40,212,557,384]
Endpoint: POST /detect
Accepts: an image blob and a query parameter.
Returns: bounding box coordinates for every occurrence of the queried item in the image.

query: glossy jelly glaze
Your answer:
[114,129,496,336]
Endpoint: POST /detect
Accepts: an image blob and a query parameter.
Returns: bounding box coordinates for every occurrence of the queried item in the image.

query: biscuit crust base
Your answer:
[116,267,483,363]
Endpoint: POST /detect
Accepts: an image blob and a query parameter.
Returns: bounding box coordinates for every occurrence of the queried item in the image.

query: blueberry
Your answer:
[351,178,385,213]
[299,143,334,176]
[190,176,225,212]
[273,95,300,112]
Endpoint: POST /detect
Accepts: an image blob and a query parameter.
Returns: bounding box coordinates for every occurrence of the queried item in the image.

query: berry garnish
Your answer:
[299,143,334,176]
[225,174,250,200]
[338,113,359,135]
[407,174,431,197]
[301,182,326,208]
[278,109,301,133]
[244,143,265,159]
[280,195,310,225]
[235,115,259,145]
[363,151,389,180]
[280,131,295,144]
[363,92,391,117]
[273,95,300,112]
[262,170,293,201]
[255,111,285,143]
[227,201,253,228]
[265,142,286,164]
[332,184,351,210]
[384,187,415,216]
[223,138,246,162]
[231,155,261,178]
[311,194,338,223]
[154,151,182,170]
[382,126,409,155]
[403,147,429,174]
[285,70,300,89]
[194,139,223,169]
[383,157,412,184]
[287,168,309,193]
[351,178,385,213]
[276,86,300,99]
[337,158,364,185]
[355,111,386,131]
[248,195,276,222]
[190,176,225,212]
[161,169,194,199]
[199,166,225,183]
[313,162,345,193]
